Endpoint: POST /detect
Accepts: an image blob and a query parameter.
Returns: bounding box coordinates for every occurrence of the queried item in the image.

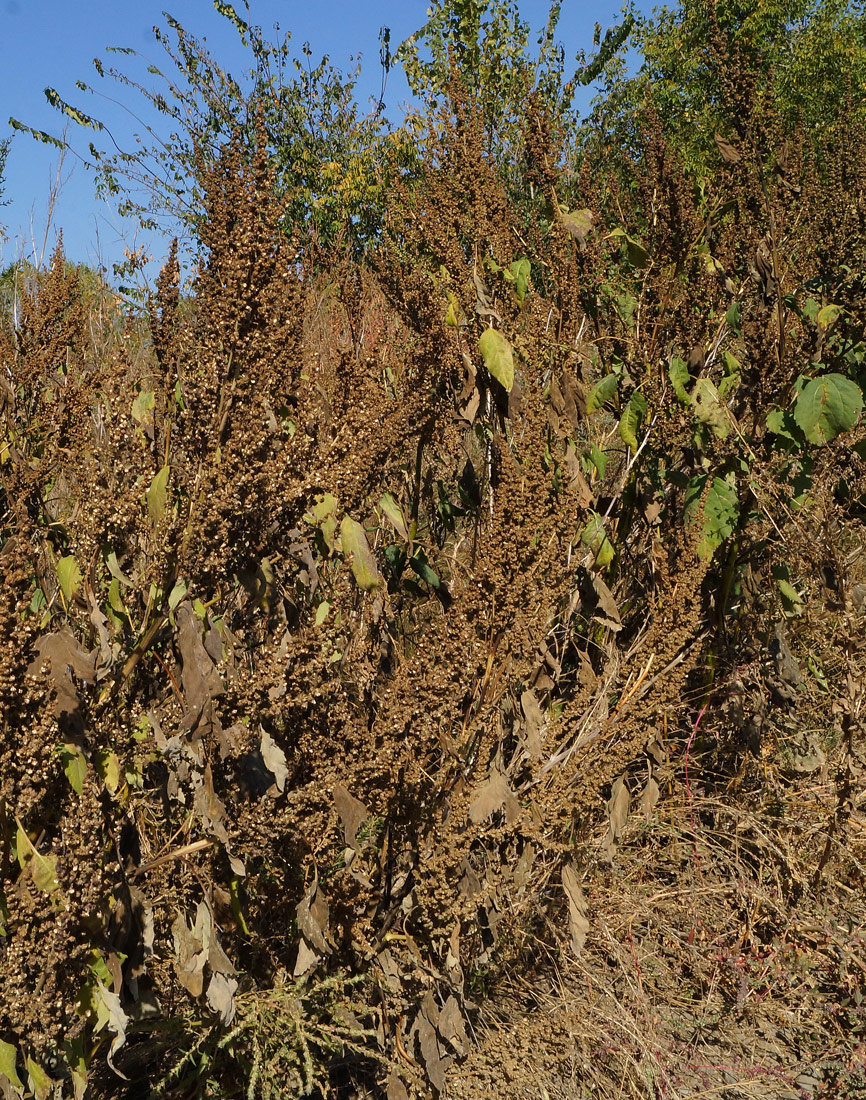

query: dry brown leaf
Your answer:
[293,936,319,978]
[562,862,590,955]
[413,1004,450,1091]
[206,972,238,1025]
[468,769,520,825]
[520,689,545,759]
[640,774,660,819]
[296,875,331,955]
[386,1073,409,1100]
[438,994,468,1055]
[591,573,622,630]
[603,774,630,860]
[333,784,370,851]
[260,729,288,793]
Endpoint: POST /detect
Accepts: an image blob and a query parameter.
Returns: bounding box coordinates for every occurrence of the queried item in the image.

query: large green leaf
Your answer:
[479,327,514,392]
[25,1058,51,1100]
[684,475,739,561]
[619,390,647,450]
[793,374,863,445]
[340,517,379,591]
[669,357,690,404]
[379,492,409,541]
[587,373,618,413]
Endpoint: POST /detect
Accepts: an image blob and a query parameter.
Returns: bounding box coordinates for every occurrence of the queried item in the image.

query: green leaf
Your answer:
[555,204,594,247]
[379,492,409,541]
[314,600,330,626]
[669,357,690,404]
[106,549,134,587]
[25,1058,51,1100]
[588,444,608,479]
[479,328,514,393]
[168,578,188,611]
[58,744,87,796]
[340,517,379,591]
[580,513,615,566]
[146,465,170,523]
[94,750,120,794]
[587,372,618,413]
[0,1040,23,1092]
[793,374,863,445]
[408,551,441,589]
[56,555,82,603]
[684,476,739,561]
[15,822,60,894]
[776,577,804,614]
[618,390,647,450]
[610,227,649,268]
[507,258,531,302]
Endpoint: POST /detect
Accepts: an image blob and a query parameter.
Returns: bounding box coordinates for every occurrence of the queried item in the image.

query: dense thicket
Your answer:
[2,3,866,1098]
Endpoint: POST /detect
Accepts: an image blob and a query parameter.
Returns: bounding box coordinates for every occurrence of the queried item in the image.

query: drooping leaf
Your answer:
[314,600,330,626]
[25,1058,52,1100]
[793,374,863,445]
[587,372,618,413]
[561,863,590,955]
[146,465,170,523]
[580,513,615,567]
[603,774,630,860]
[340,517,380,591]
[505,258,531,302]
[618,390,647,450]
[260,730,288,793]
[333,785,370,851]
[15,821,61,894]
[553,195,594,249]
[379,492,409,541]
[479,327,514,392]
[131,388,155,427]
[669,356,691,404]
[56,555,82,603]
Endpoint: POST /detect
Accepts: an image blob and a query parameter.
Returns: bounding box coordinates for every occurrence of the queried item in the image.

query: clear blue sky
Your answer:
[0,0,634,280]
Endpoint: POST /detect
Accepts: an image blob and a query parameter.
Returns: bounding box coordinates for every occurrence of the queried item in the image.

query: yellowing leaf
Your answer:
[0,1040,23,1091]
[146,465,170,523]
[95,749,120,794]
[340,517,380,591]
[816,303,842,329]
[479,328,514,393]
[15,821,60,894]
[56,555,82,603]
[580,513,615,567]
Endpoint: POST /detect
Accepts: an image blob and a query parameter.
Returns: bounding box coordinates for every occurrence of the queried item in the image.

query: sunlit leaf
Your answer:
[25,1058,51,1100]
[94,749,120,794]
[669,357,690,404]
[340,517,379,591]
[15,822,60,894]
[379,492,409,541]
[56,555,82,603]
[580,512,615,566]
[58,743,87,796]
[684,475,739,561]
[146,465,170,523]
[793,373,863,445]
[0,1040,23,1092]
[479,327,514,392]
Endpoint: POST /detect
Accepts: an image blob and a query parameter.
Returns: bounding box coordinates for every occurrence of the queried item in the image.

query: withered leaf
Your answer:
[468,768,520,825]
[591,573,622,630]
[520,689,545,759]
[172,911,207,997]
[564,443,593,507]
[206,973,238,1026]
[714,132,742,165]
[413,1006,450,1092]
[341,516,380,591]
[603,774,630,860]
[333,784,369,851]
[561,862,590,956]
[293,936,320,978]
[260,730,288,793]
[640,774,660,819]
[386,1073,409,1100]
[296,875,331,955]
[438,995,468,1055]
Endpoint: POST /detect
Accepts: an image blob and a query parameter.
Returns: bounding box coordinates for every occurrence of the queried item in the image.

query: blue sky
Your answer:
[0,0,634,280]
